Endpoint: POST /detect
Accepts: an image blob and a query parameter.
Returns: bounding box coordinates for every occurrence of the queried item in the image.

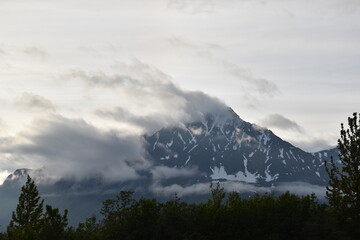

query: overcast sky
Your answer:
[0,0,359,184]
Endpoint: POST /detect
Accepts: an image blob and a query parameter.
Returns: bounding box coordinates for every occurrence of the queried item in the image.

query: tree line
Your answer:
[0,113,358,240]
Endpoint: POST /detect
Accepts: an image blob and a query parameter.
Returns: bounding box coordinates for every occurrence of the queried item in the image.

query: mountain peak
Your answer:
[145,108,328,186]
[190,107,244,136]
[2,168,51,187]
[6,168,30,180]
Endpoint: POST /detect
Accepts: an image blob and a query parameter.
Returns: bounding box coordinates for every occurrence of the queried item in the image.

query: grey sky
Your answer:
[0,0,359,183]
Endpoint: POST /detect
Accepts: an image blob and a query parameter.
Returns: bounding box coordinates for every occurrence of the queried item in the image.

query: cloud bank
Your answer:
[225,63,280,98]
[0,60,231,185]
[260,114,303,132]
[150,180,326,198]
[0,115,148,182]
[64,59,228,133]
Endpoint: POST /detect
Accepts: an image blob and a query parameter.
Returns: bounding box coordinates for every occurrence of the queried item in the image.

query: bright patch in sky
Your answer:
[0,170,11,185]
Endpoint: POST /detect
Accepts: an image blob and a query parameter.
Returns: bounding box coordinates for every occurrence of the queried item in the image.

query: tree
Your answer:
[209,182,226,209]
[73,215,101,240]
[325,112,360,235]
[7,175,44,240]
[40,205,68,240]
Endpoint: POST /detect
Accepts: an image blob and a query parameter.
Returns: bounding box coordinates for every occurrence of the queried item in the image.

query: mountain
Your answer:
[312,147,339,164]
[144,108,335,186]
[0,108,341,230]
[3,168,29,182]
[2,109,339,193]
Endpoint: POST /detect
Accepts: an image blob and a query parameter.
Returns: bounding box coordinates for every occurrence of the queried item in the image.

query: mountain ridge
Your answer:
[2,108,339,189]
[144,108,337,186]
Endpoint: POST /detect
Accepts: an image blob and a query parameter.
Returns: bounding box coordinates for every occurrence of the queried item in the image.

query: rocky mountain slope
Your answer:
[144,108,337,186]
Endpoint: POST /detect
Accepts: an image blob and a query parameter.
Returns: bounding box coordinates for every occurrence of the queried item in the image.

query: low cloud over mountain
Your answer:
[0,115,148,182]
[260,114,303,133]
[64,59,228,133]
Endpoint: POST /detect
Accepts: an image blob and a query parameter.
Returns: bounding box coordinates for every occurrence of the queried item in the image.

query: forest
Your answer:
[0,179,357,240]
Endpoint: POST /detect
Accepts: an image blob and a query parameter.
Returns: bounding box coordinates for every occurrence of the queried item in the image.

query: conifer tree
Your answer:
[7,175,44,240]
[325,112,360,233]
[41,205,68,240]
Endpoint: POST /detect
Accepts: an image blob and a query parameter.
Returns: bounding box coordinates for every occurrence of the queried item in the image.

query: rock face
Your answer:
[312,148,339,165]
[145,108,336,186]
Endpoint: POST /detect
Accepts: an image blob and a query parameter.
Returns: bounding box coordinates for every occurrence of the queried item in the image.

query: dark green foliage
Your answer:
[157,194,191,240]
[68,187,345,240]
[7,175,44,240]
[221,192,328,240]
[41,205,68,240]
[66,215,101,240]
[5,175,68,240]
[188,183,227,240]
[0,232,6,240]
[2,183,357,239]
[325,112,360,237]
[100,191,161,240]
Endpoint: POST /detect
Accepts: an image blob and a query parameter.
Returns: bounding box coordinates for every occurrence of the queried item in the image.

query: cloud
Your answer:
[14,92,55,112]
[95,107,176,133]
[165,36,278,108]
[22,46,47,58]
[167,0,237,14]
[167,0,215,13]
[150,181,263,197]
[1,59,233,186]
[290,137,335,153]
[325,0,360,14]
[166,36,224,58]
[260,114,303,132]
[150,182,211,197]
[221,181,270,194]
[275,182,326,198]
[149,180,326,198]
[0,118,5,129]
[65,59,229,131]
[61,69,139,88]
[167,36,224,50]
[0,115,149,182]
[0,119,11,137]
[168,0,360,15]
[225,63,280,98]
[78,46,103,57]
